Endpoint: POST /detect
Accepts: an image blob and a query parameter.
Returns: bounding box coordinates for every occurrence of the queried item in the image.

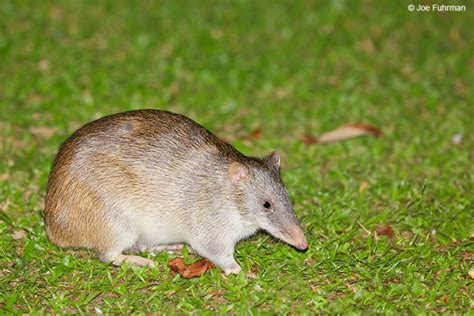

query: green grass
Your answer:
[1,0,473,313]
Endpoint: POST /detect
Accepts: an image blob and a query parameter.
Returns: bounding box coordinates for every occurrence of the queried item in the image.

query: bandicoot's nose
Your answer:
[287,225,308,250]
[296,241,308,250]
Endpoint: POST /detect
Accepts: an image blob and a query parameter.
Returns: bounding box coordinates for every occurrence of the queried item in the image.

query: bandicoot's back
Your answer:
[44,110,233,247]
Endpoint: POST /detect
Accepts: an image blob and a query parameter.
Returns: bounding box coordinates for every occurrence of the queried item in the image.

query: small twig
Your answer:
[86,292,104,305]
[357,221,371,236]
[135,282,161,291]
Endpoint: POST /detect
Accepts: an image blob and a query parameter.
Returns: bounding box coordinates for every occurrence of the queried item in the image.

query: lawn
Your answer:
[0,0,472,313]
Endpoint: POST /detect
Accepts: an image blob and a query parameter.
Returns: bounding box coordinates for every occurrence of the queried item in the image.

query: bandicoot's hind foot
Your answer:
[100,253,155,268]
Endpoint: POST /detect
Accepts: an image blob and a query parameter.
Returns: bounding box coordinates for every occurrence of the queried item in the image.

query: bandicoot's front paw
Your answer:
[224,264,241,275]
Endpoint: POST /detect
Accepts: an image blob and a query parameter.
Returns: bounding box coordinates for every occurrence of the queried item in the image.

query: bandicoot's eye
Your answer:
[263,201,272,209]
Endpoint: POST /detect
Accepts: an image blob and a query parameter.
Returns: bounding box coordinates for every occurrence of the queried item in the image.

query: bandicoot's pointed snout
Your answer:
[296,240,308,250]
[285,225,308,250]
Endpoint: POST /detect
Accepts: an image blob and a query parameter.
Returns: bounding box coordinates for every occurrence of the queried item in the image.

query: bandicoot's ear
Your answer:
[229,162,248,183]
[264,151,281,170]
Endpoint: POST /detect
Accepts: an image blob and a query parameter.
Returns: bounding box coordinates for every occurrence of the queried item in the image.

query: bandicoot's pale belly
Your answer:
[135,214,187,246]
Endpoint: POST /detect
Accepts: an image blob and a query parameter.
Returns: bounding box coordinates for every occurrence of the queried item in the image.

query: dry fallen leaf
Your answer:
[168,257,185,275]
[358,181,369,193]
[182,258,214,279]
[29,126,58,138]
[300,134,318,145]
[469,270,474,279]
[318,123,383,144]
[168,257,214,279]
[243,128,262,141]
[250,128,262,140]
[12,230,27,240]
[375,224,394,239]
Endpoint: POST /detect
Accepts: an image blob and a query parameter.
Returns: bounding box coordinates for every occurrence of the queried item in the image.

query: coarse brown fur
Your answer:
[44,109,307,273]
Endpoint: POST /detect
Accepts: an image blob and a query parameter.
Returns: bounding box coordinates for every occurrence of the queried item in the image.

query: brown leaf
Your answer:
[168,257,214,279]
[350,123,383,137]
[12,230,27,240]
[243,128,262,141]
[318,123,383,144]
[250,128,262,140]
[358,181,369,193]
[182,258,213,279]
[0,173,10,181]
[29,126,58,138]
[375,224,394,239]
[441,295,448,304]
[300,134,318,145]
[168,257,185,274]
[469,270,474,279]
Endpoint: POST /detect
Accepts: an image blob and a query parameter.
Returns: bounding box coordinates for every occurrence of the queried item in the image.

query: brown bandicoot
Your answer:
[44,109,307,274]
